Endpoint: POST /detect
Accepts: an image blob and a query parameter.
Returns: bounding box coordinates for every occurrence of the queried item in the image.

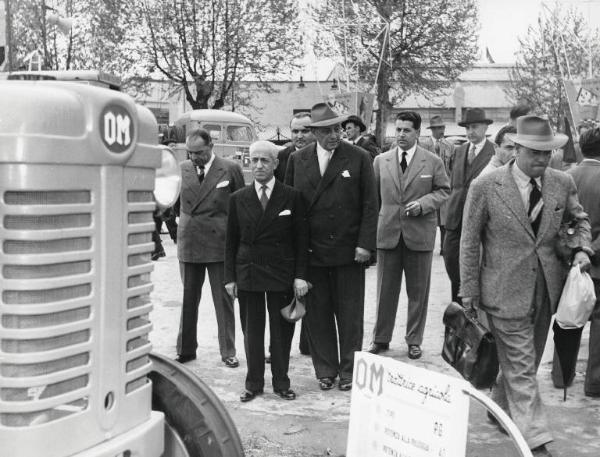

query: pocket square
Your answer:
[341,170,351,178]
[278,209,291,216]
[216,180,230,188]
[420,174,432,178]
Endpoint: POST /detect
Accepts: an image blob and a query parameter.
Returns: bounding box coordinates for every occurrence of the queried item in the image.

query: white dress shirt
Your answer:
[196,152,215,175]
[468,139,487,159]
[254,177,275,200]
[512,162,542,210]
[316,142,334,176]
[397,142,417,167]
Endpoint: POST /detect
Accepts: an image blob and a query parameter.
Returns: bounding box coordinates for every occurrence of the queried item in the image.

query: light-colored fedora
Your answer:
[307,103,348,128]
[427,115,445,129]
[507,115,568,150]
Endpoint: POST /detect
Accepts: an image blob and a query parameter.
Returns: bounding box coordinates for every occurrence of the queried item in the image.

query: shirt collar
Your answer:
[397,142,417,161]
[254,177,275,193]
[469,139,486,152]
[202,153,215,171]
[316,141,334,156]
[512,161,542,188]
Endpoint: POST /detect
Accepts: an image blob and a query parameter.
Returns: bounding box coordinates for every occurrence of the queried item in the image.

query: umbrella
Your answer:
[552,320,583,401]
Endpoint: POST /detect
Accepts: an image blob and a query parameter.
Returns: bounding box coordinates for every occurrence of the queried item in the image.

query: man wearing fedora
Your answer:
[341,114,380,161]
[460,115,592,456]
[285,102,378,391]
[420,115,455,254]
[443,108,495,303]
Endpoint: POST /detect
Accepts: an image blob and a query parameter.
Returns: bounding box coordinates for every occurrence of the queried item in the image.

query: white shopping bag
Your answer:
[556,265,596,329]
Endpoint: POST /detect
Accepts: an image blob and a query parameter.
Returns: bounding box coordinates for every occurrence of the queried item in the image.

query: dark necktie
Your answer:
[260,184,269,210]
[434,140,440,156]
[467,144,476,165]
[196,165,205,184]
[400,151,408,174]
[528,178,543,234]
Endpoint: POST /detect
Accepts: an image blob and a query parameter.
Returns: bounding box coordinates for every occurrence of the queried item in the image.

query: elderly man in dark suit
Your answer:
[285,103,378,391]
[367,111,450,360]
[225,140,309,402]
[176,128,245,366]
[341,114,380,161]
[274,112,315,183]
[552,126,600,397]
[460,115,592,456]
[443,108,495,303]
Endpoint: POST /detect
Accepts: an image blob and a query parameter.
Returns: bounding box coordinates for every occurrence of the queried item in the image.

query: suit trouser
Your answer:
[177,261,236,360]
[487,268,553,449]
[238,290,295,392]
[442,227,461,303]
[551,277,600,395]
[373,237,433,346]
[306,263,365,383]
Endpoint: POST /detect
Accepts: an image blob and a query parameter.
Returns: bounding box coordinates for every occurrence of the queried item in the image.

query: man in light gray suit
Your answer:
[367,111,450,359]
[460,115,592,456]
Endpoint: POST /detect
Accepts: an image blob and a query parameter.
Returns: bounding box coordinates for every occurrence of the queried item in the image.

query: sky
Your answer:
[479,0,600,63]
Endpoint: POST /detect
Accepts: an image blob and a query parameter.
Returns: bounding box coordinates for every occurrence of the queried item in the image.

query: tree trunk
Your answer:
[375,63,392,148]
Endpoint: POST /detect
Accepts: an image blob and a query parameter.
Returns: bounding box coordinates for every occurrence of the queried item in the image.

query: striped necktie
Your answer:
[528,178,543,234]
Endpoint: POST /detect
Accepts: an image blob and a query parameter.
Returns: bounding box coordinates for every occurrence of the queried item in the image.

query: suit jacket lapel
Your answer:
[257,181,287,232]
[466,140,494,182]
[535,172,558,242]
[192,156,226,212]
[403,147,426,191]
[310,145,348,209]
[384,148,401,193]
[240,185,263,230]
[182,162,204,205]
[302,146,322,191]
[495,164,535,238]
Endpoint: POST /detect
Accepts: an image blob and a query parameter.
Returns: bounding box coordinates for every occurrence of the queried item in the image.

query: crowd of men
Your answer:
[162,99,600,457]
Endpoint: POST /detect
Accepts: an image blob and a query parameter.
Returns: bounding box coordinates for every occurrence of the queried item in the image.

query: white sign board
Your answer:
[347,352,470,457]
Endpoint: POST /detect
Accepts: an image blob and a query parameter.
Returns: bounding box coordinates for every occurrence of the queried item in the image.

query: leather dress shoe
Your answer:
[223,356,239,368]
[408,345,422,359]
[240,389,263,402]
[318,377,335,390]
[367,342,389,354]
[274,388,296,400]
[531,445,553,456]
[338,381,352,391]
[175,354,196,364]
[151,250,166,261]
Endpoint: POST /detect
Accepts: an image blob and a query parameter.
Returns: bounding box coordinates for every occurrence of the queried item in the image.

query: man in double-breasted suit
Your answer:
[176,128,245,366]
[460,115,592,455]
[419,115,455,254]
[443,108,495,303]
[367,111,450,359]
[225,140,309,402]
[285,103,378,391]
[551,126,600,397]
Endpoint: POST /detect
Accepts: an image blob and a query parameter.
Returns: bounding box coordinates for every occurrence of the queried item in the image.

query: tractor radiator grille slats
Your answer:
[1,189,93,427]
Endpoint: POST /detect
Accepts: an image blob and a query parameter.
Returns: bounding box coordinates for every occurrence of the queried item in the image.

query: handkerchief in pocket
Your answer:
[216,180,230,188]
[341,170,351,178]
[420,174,432,178]
[278,209,291,216]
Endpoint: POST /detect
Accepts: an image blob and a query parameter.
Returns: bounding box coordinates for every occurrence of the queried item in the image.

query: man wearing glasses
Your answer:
[175,128,245,367]
[285,103,378,391]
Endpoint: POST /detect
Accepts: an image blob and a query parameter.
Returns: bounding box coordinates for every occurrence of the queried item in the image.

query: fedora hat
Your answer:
[307,103,348,128]
[427,115,445,129]
[507,115,568,150]
[341,114,366,132]
[458,108,493,127]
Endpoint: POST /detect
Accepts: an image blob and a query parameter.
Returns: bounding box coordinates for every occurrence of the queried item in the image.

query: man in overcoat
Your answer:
[367,111,450,359]
[460,115,592,456]
[443,108,495,302]
[225,140,309,402]
[285,103,378,391]
[176,128,245,366]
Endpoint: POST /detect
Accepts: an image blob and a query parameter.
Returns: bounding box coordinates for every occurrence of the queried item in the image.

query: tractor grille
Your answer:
[1,190,94,427]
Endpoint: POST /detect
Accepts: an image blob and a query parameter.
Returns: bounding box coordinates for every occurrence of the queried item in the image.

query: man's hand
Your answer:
[461,296,479,312]
[294,278,310,297]
[225,282,237,299]
[405,201,422,217]
[573,251,592,272]
[354,247,371,263]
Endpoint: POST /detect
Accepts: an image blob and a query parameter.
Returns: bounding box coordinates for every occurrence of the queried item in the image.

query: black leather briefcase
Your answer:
[442,302,499,389]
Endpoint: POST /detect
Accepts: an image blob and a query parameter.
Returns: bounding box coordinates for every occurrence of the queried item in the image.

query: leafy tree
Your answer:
[312,0,479,143]
[139,0,304,110]
[508,3,600,130]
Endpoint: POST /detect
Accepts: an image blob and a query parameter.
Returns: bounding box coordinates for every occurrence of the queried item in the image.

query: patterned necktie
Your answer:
[467,144,476,165]
[196,165,205,184]
[400,151,408,174]
[260,184,269,210]
[434,140,440,156]
[528,178,543,234]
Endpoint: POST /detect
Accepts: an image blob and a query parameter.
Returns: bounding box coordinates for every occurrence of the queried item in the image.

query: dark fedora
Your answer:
[427,115,445,129]
[341,114,366,132]
[307,103,348,128]
[458,108,493,127]
[507,115,567,150]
